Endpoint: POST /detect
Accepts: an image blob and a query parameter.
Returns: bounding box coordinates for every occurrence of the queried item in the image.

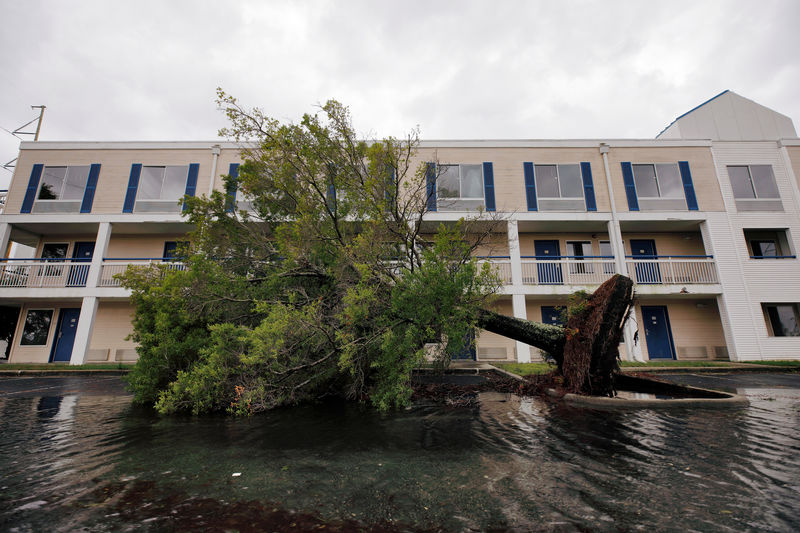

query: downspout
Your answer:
[208,144,221,197]
[600,143,640,360]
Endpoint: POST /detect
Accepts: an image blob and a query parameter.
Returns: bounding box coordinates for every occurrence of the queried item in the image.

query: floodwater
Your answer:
[0,373,799,532]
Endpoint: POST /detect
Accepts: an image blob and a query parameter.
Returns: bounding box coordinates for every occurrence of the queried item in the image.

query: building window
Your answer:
[39,242,69,276]
[599,240,615,274]
[163,241,188,260]
[763,303,800,337]
[37,166,90,201]
[437,164,483,200]
[632,164,683,199]
[138,166,189,202]
[744,229,793,259]
[19,309,53,346]
[728,165,779,200]
[534,164,583,199]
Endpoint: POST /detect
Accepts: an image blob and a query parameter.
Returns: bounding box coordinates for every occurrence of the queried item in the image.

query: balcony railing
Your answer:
[520,256,617,285]
[476,257,512,284]
[625,255,718,285]
[0,259,92,288]
[100,258,186,287]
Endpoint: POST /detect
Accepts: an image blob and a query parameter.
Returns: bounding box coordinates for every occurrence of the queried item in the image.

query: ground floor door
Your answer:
[67,242,95,287]
[630,239,660,284]
[50,308,81,363]
[534,240,563,284]
[0,305,20,360]
[641,305,675,360]
[453,330,476,360]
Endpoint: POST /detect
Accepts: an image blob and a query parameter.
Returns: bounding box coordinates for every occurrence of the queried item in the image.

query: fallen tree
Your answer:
[477,274,634,397]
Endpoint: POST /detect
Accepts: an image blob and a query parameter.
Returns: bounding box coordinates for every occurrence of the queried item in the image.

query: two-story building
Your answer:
[1,91,799,365]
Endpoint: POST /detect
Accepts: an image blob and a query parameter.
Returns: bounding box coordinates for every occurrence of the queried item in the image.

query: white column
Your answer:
[0,223,10,257]
[506,219,531,362]
[86,222,112,288]
[507,219,523,286]
[70,296,98,365]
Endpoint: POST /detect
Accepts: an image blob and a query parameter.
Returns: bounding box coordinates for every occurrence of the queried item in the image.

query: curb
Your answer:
[620,365,799,374]
[0,370,130,377]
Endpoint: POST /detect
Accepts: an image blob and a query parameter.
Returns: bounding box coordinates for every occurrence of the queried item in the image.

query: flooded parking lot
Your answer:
[1,373,799,531]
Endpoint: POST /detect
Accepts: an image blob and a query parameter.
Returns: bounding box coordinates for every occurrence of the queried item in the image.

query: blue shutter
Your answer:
[225,163,239,212]
[621,162,639,211]
[482,162,495,211]
[425,162,436,211]
[523,162,537,211]
[80,164,101,213]
[122,164,142,213]
[182,163,199,212]
[678,161,699,211]
[580,162,597,211]
[20,164,44,213]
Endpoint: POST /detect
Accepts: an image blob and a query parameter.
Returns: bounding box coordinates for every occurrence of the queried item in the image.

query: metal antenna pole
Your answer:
[31,105,45,141]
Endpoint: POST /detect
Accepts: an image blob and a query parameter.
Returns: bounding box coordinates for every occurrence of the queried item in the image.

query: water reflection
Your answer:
[0,375,798,532]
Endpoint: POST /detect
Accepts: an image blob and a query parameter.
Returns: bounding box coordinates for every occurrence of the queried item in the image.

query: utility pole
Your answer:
[31,105,45,141]
[2,105,46,171]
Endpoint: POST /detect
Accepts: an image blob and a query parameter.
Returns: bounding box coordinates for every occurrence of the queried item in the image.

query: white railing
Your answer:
[625,256,718,285]
[100,259,186,287]
[477,258,512,284]
[0,261,91,288]
[520,258,617,285]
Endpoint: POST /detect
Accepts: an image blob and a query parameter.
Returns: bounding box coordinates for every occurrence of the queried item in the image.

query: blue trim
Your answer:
[425,162,436,211]
[122,164,141,213]
[523,162,537,211]
[620,162,639,211]
[678,161,699,211]
[750,255,797,259]
[226,163,240,212]
[521,255,616,260]
[474,255,511,259]
[580,162,596,211]
[482,162,495,211]
[20,164,43,213]
[80,164,101,213]
[624,255,713,259]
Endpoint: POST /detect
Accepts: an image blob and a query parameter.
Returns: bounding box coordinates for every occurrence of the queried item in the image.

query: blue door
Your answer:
[453,329,476,360]
[50,308,81,363]
[630,239,660,284]
[534,240,562,284]
[641,306,675,360]
[67,242,94,287]
[541,306,565,327]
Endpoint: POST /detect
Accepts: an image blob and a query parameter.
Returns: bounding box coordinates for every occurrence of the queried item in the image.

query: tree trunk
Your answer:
[476,274,635,396]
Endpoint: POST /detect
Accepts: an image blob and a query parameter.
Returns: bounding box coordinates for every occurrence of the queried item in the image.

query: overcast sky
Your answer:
[1,0,799,189]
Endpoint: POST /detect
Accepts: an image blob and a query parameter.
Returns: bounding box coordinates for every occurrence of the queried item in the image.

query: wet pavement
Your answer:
[1,373,799,532]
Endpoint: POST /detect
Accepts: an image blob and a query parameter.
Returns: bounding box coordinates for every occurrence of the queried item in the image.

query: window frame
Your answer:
[762,303,800,337]
[743,229,794,259]
[35,165,91,202]
[136,165,190,203]
[18,308,54,347]
[437,164,485,201]
[566,240,594,274]
[727,165,780,200]
[533,163,584,199]
[631,163,684,200]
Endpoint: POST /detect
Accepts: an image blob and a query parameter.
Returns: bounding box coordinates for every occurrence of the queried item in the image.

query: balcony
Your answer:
[476,257,512,284]
[625,256,718,285]
[0,259,92,288]
[100,258,186,287]
[520,256,616,285]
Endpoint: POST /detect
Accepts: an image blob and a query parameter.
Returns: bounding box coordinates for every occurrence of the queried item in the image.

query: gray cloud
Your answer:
[2,0,799,188]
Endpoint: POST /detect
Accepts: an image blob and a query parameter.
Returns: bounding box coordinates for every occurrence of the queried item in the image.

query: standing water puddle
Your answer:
[1,373,799,531]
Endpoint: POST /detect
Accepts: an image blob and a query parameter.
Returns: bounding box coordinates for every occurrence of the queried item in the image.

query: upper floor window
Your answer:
[438,164,483,201]
[632,164,683,199]
[535,165,583,199]
[138,166,189,202]
[430,162,494,212]
[37,166,90,201]
[728,165,782,212]
[728,165,779,199]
